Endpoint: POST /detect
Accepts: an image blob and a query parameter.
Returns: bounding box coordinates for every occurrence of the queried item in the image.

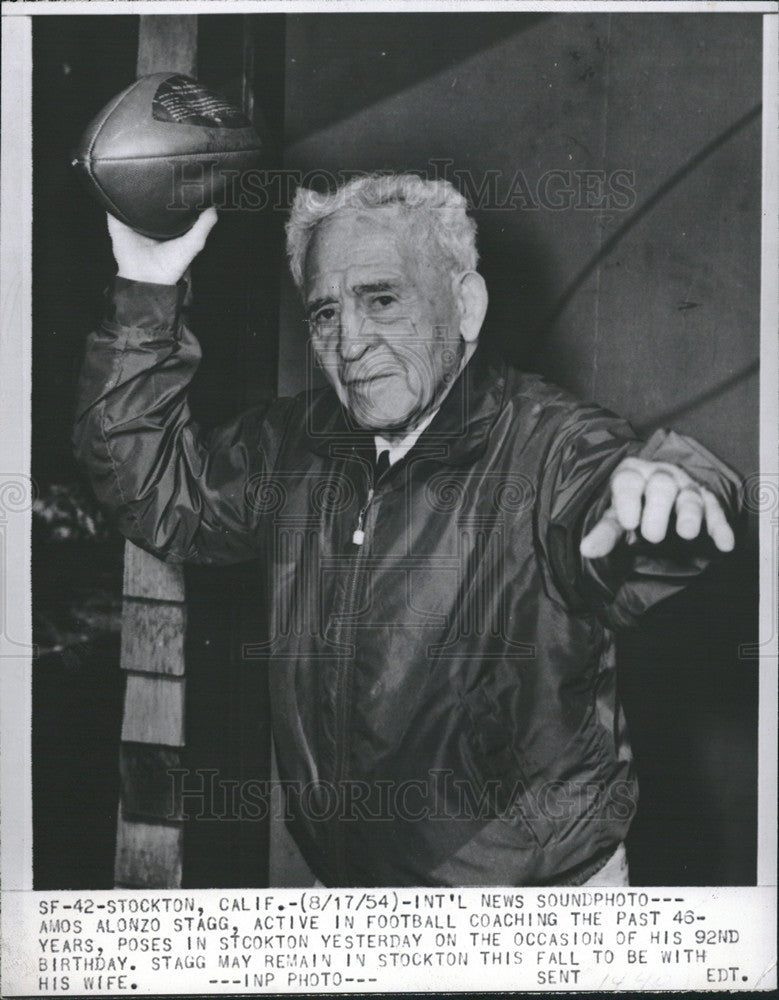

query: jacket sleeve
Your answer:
[534,404,744,629]
[73,277,295,565]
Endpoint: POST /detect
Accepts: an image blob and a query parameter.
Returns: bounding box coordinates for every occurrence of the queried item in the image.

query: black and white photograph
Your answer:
[1,1,776,994]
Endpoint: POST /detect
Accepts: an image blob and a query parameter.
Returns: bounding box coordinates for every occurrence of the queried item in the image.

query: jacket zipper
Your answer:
[352,488,374,546]
[332,461,379,883]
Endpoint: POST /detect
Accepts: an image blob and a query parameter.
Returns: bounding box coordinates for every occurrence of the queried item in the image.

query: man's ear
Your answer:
[453,271,488,343]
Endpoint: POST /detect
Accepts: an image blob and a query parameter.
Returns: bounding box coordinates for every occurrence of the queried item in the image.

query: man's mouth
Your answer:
[341,371,398,388]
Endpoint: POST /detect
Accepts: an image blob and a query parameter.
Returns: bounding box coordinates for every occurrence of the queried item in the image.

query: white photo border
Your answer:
[1,1,776,994]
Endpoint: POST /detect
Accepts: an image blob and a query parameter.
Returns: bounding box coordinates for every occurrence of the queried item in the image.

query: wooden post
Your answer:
[113,14,198,890]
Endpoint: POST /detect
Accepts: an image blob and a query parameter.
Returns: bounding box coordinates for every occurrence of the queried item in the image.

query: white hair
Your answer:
[285,172,479,291]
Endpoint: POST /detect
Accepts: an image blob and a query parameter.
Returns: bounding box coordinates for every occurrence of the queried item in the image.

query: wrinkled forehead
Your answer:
[303,206,434,288]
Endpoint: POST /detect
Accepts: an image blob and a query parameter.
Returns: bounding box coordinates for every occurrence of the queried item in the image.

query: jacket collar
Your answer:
[304,344,507,468]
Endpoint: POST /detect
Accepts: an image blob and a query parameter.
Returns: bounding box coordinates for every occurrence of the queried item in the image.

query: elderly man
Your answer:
[74,173,740,888]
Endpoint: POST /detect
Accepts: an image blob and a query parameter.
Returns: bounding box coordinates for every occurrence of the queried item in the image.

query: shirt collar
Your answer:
[374,407,440,466]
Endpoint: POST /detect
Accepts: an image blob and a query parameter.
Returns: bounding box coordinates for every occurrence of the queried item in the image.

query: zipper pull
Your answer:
[352,487,374,546]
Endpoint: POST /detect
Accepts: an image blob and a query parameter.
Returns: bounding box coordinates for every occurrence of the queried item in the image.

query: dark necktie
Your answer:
[374,449,390,482]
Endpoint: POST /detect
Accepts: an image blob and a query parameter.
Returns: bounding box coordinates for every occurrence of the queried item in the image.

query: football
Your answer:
[72,72,263,239]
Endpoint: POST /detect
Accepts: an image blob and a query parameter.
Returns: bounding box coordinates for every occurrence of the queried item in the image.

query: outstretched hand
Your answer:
[107,206,219,286]
[579,457,735,559]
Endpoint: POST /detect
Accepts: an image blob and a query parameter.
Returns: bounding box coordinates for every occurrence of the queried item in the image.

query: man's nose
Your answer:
[338,303,374,362]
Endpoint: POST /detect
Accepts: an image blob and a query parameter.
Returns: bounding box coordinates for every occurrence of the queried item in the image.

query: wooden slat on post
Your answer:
[114,14,198,890]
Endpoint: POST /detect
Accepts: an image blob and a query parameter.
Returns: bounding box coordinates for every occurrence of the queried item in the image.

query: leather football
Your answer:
[71,72,263,239]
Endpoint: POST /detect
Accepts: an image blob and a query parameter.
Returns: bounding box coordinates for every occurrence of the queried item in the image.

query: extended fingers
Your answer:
[701,488,735,552]
[674,486,704,540]
[613,460,705,543]
[611,463,681,540]
[640,470,679,543]
[645,474,733,550]
[610,465,646,531]
[583,457,735,558]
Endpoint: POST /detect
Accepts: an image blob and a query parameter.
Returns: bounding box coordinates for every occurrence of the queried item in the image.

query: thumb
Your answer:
[181,206,219,252]
[580,507,624,559]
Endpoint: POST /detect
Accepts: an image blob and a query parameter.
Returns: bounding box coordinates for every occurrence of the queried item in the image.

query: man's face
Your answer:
[303,208,464,434]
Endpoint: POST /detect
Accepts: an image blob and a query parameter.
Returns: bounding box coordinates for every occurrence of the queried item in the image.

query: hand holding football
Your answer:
[72,72,262,240]
[107,207,219,286]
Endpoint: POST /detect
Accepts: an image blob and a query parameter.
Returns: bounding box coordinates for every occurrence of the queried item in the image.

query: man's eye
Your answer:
[313,307,338,325]
[371,295,395,309]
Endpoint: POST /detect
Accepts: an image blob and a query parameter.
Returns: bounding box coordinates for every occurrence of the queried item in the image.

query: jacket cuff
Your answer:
[103,276,188,331]
[637,428,744,518]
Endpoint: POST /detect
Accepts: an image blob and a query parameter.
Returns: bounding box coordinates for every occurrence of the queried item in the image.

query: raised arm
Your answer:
[73,210,293,564]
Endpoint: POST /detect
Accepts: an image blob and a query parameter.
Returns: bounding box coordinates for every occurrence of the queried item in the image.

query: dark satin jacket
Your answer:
[73,278,742,886]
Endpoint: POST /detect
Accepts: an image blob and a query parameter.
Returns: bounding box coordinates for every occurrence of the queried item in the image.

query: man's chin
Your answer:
[340,385,418,434]
[345,396,424,435]
[349,408,417,434]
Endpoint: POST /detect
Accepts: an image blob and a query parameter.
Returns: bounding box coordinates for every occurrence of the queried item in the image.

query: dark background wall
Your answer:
[280,12,760,472]
[32,12,760,888]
